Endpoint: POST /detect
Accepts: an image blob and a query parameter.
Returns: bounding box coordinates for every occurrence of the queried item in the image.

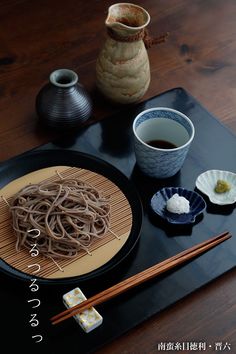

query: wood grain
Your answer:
[0,0,235,352]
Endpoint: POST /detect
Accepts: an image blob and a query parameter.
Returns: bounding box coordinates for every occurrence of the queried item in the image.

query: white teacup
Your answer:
[132,107,195,178]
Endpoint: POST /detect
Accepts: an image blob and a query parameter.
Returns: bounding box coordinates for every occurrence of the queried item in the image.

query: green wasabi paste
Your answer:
[214,179,231,193]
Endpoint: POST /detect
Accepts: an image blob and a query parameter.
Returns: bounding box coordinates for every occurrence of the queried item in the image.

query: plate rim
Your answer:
[0,149,143,285]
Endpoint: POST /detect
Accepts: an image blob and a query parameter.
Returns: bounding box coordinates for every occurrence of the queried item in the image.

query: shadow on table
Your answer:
[195,188,236,216]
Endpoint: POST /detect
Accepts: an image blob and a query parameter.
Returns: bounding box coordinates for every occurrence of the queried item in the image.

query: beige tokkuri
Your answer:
[96,3,151,104]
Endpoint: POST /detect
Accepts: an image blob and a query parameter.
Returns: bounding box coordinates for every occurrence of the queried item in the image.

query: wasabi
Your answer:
[214,179,231,193]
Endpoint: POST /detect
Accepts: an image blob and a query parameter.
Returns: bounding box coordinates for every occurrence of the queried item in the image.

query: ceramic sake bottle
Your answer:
[96,3,151,104]
[36,69,92,129]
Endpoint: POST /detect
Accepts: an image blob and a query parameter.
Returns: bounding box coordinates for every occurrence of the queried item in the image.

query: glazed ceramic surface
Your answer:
[196,170,236,205]
[151,187,206,224]
[96,3,150,104]
[132,107,195,178]
[36,69,92,129]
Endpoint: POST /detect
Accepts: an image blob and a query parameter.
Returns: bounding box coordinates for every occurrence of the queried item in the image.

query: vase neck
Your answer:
[50,69,78,88]
[105,3,150,37]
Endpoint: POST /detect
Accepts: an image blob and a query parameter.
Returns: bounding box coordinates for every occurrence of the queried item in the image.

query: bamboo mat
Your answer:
[0,166,133,279]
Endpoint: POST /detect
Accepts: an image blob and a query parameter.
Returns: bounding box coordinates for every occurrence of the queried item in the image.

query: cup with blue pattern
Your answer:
[132,107,195,178]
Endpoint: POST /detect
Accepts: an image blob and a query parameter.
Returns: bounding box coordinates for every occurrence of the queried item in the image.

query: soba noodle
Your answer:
[10,178,111,259]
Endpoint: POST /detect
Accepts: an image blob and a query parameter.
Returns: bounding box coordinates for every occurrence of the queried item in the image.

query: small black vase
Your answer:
[36,69,92,129]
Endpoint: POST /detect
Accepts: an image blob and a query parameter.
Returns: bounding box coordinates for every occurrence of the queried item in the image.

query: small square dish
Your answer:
[150,187,206,224]
[196,170,236,206]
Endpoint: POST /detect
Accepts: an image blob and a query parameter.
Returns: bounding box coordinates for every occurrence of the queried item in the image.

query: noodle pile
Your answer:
[10,178,111,259]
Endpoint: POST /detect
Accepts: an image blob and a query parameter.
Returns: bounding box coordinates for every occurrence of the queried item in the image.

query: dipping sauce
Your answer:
[146,139,177,149]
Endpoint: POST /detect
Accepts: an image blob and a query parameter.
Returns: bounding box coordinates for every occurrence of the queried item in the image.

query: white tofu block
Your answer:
[63,287,103,333]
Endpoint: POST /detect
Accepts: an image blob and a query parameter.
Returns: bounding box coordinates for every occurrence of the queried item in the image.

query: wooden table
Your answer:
[0,0,235,352]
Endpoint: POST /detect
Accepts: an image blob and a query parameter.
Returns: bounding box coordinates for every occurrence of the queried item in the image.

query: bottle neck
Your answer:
[50,69,78,88]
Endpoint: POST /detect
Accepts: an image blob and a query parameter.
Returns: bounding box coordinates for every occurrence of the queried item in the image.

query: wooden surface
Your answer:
[0,0,235,352]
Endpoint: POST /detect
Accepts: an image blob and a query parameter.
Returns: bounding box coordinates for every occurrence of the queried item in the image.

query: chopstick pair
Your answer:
[50,231,231,325]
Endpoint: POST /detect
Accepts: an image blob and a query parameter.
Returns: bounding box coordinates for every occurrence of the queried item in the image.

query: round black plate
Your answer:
[0,149,143,284]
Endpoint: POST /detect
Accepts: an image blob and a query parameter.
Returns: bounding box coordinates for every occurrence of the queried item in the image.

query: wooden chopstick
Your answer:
[50,231,231,325]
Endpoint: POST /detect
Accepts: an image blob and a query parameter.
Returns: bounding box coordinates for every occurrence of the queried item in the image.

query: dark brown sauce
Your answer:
[146,139,177,149]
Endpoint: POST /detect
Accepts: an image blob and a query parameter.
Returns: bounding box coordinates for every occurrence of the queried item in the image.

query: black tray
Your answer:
[1,88,236,353]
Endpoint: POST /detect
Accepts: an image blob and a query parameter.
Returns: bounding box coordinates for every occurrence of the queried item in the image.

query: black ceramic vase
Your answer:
[36,69,92,129]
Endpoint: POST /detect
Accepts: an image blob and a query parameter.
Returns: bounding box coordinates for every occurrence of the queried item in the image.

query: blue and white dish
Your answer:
[150,187,206,224]
[196,170,236,205]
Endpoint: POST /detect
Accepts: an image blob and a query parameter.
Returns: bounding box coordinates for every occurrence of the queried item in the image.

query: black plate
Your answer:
[0,149,143,284]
